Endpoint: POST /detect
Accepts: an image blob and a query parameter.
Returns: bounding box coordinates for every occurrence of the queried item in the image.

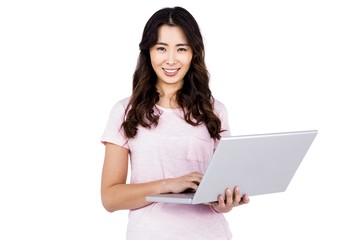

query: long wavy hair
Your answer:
[122,6,222,140]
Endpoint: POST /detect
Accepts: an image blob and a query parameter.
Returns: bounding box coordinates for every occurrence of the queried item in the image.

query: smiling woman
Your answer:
[100,6,249,240]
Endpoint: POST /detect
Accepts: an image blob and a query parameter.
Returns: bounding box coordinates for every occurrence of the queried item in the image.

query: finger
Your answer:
[194,174,203,183]
[186,178,201,189]
[218,195,226,208]
[240,194,250,205]
[190,182,199,190]
[188,173,203,183]
[234,187,241,204]
[225,188,233,205]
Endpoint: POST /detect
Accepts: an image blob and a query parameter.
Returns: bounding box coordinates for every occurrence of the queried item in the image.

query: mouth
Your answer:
[163,68,180,76]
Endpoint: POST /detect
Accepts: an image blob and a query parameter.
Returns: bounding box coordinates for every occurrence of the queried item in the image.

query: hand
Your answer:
[164,172,203,194]
[208,187,249,213]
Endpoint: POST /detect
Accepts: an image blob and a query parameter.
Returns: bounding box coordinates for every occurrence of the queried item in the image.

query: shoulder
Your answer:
[107,97,131,118]
[213,98,231,136]
[213,98,227,115]
[111,97,130,111]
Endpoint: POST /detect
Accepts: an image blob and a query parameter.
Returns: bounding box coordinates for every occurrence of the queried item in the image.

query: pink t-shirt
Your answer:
[101,97,232,240]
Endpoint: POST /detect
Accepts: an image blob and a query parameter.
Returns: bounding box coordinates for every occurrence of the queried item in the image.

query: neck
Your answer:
[156,83,181,109]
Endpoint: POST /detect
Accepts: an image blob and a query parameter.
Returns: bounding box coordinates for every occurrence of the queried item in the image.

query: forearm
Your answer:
[101,179,167,212]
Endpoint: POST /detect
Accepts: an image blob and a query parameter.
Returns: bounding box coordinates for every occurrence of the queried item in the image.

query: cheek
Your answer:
[181,55,193,68]
[150,53,164,67]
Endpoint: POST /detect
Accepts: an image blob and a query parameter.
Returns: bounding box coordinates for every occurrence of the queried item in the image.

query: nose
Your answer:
[166,51,176,65]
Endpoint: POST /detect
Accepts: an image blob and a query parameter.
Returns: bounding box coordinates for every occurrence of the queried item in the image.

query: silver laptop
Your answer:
[146,130,318,204]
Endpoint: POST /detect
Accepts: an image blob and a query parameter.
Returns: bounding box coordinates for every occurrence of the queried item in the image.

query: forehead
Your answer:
[157,25,188,44]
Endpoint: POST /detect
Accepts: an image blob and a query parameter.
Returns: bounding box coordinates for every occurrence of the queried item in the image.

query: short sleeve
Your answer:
[214,99,231,137]
[214,99,231,148]
[100,98,130,149]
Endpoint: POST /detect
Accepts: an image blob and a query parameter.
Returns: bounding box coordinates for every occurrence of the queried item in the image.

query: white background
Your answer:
[1,0,359,239]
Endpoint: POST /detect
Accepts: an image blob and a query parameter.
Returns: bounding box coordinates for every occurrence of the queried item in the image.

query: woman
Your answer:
[101,6,249,239]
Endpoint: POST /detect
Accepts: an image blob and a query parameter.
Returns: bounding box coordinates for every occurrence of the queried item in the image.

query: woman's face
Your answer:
[150,25,193,91]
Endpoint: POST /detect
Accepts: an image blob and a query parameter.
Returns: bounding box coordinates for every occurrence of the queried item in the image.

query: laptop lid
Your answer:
[146,130,318,204]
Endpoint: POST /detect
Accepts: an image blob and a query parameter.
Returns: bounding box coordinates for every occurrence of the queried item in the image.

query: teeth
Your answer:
[164,69,178,73]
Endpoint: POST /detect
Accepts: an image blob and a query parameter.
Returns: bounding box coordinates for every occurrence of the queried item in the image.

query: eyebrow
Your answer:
[155,42,190,47]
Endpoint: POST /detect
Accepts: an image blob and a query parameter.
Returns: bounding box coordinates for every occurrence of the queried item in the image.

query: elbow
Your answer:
[102,199,116,213]
[103,205,116,213]
[101,193,118,213]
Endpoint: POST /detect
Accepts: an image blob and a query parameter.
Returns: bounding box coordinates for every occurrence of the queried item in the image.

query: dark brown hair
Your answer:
[122,6,222,139]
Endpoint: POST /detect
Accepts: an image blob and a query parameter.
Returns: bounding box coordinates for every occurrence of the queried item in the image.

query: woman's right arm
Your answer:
[101,143,202,212]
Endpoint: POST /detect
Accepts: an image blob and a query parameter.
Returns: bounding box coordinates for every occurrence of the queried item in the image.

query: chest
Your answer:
[128,110,214,162]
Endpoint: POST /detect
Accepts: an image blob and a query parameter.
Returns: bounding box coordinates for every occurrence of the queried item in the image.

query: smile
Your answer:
[163,68,180,76]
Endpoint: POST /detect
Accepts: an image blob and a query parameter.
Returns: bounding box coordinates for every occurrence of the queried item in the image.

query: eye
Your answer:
[157,47,166,52]
[178,47,187,52]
